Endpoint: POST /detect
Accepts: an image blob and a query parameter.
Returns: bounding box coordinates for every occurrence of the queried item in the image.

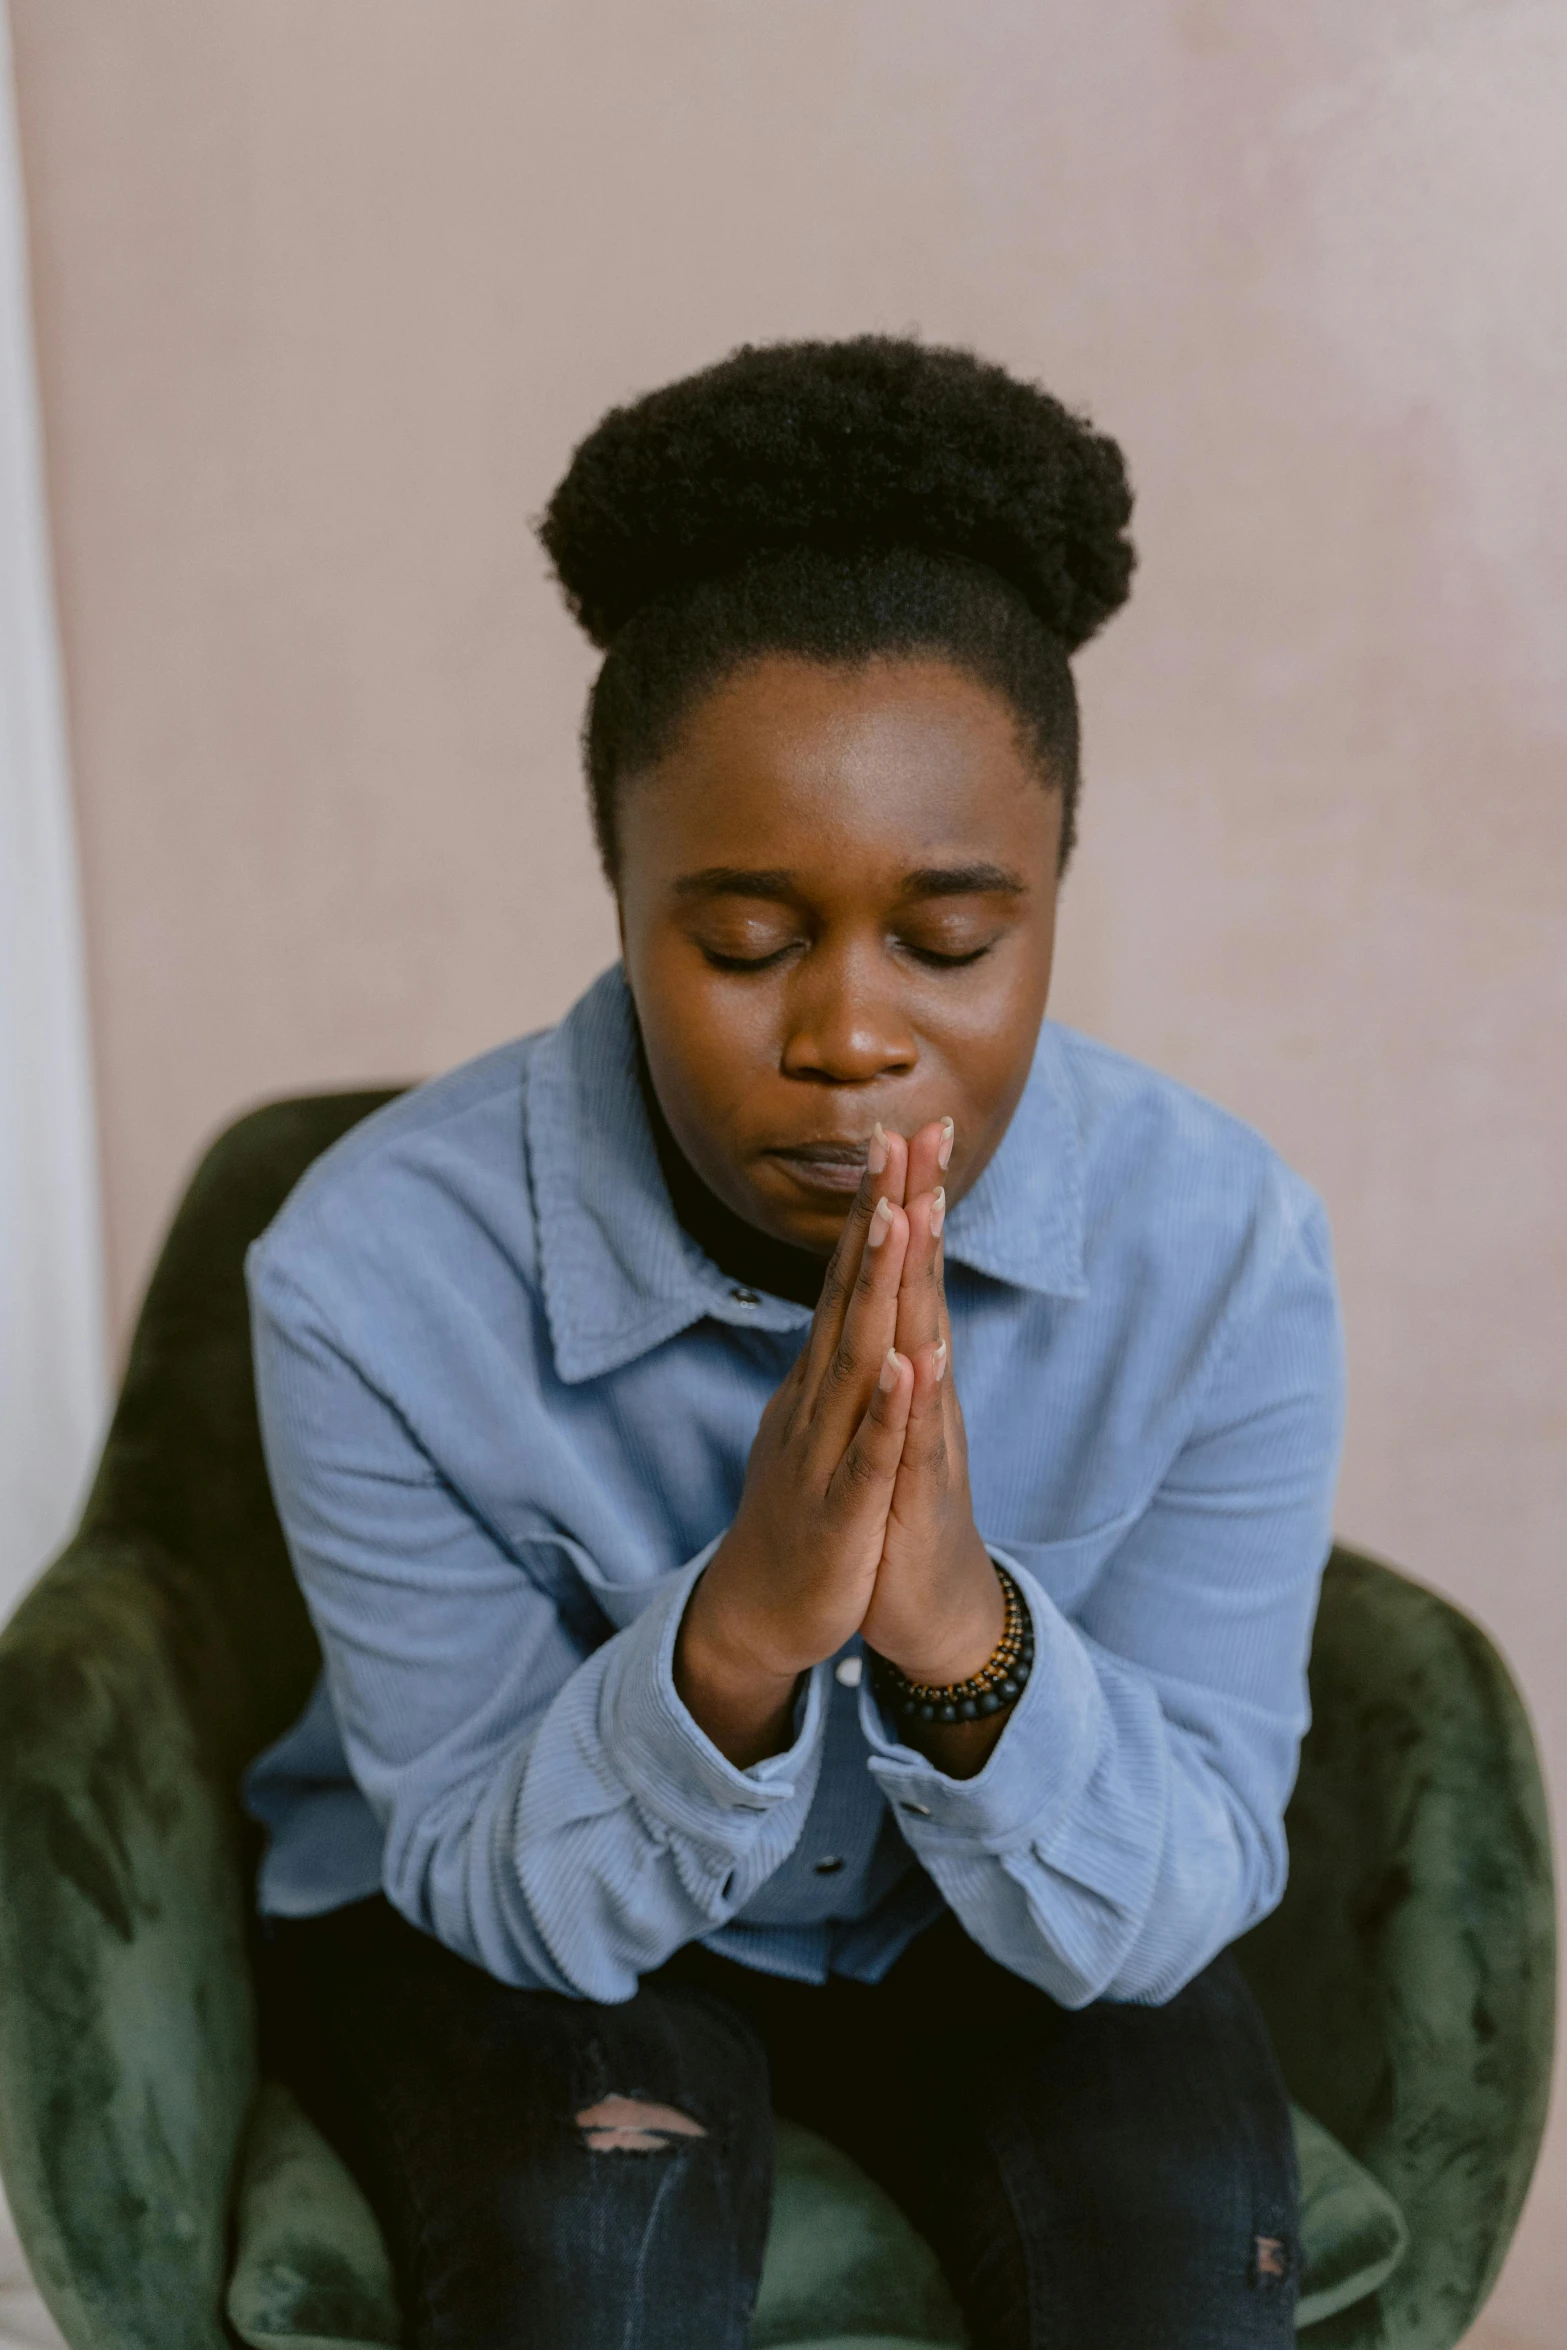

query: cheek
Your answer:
[940,1027,1035,1138]
[926,939,1055,1125]
[631,944,779,1125]
[937,929,1053,1046]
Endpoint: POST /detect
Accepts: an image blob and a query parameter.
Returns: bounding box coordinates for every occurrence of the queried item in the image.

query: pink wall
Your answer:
[13,5,1565,2338]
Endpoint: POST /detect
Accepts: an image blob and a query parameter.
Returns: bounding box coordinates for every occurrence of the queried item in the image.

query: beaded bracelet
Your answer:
[866,1563,1034,1726]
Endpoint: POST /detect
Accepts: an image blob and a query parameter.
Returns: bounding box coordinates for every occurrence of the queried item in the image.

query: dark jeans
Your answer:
[261,1897,1300,2350]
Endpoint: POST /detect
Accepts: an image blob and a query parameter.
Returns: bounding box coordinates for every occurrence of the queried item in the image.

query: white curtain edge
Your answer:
[0,0,108,1631]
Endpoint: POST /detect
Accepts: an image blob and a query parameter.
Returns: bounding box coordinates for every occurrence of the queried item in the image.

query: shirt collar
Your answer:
[526,965,1086,1385]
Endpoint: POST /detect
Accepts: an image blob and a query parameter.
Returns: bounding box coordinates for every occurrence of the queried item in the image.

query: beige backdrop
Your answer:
[12,4,1566,2341]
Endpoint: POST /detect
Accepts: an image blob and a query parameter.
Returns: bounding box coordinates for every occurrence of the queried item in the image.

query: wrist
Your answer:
[686,1535,813,1690]
[869,1559,1032,1751]
[674,1554,805,1769]
[678,1598,801,1712]
[872,1538,1005,1687]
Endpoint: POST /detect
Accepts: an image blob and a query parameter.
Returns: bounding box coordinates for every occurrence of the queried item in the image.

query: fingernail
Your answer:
[879,1347,902,1393]
[929,1186,946,1239]
[933,1339,948,1383]
[867,1196,893,1248]
[938,1117,955,1170]
[867,1123,888,1175]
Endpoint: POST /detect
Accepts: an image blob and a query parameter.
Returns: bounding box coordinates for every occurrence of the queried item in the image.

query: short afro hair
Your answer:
[538,336,1135,876]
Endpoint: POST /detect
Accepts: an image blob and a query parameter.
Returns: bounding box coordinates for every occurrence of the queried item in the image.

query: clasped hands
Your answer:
[675,1119,1007,1775]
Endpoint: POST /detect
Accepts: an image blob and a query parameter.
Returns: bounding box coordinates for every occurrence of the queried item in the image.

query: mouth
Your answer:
[763,1141,871,1198]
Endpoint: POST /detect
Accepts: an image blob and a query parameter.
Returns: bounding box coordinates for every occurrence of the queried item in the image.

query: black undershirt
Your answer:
[635,1051,829,1311]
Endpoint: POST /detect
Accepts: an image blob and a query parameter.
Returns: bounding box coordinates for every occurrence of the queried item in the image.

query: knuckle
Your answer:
[840,1442,884,1496]
[767,1394,800,1445]
[903,1416,945,1464]
[815,1245,851,1298]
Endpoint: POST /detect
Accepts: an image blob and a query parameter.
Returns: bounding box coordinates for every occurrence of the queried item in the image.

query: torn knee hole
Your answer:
[575,2095,709,2153]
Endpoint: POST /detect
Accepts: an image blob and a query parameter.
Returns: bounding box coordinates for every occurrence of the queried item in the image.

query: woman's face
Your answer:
[616,654,1063,1257]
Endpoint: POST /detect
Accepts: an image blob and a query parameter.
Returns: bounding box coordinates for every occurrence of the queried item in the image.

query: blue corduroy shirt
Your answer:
[245,964,1344,2008]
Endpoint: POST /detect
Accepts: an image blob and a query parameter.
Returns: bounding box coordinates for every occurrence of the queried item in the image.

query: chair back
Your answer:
[80,1093,402,1777]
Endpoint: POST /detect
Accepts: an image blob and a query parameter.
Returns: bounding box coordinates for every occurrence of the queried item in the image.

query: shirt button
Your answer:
[813,1856,846,1874]
[730,1286,762,1308]
[834,1656,863,1688]
[899,1801,932,1818]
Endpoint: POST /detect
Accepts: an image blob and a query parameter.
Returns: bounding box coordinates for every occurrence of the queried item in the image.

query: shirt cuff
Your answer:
[598,1539,829,1855]
[860,1549,1105,1848]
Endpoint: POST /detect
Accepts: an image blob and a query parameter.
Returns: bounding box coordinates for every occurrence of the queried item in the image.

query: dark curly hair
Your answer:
[538,337,1136,876]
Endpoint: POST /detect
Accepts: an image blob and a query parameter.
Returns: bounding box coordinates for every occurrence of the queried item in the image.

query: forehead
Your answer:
[619,654,1059,883]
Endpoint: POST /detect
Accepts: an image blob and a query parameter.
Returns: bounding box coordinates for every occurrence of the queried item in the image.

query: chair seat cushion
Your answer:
[227,2080,1407,2347]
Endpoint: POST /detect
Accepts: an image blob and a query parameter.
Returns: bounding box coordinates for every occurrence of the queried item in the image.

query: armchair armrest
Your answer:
[0,1533,258,2350]
[1237,1548,1555,2349]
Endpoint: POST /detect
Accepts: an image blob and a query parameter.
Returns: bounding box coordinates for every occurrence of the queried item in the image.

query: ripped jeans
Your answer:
[260,1896,1300,2350]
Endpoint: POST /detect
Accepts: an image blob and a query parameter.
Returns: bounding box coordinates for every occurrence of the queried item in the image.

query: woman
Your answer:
[249,337,1344,2349]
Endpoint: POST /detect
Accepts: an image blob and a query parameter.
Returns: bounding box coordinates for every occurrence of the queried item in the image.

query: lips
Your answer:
[765,1142,870,1196]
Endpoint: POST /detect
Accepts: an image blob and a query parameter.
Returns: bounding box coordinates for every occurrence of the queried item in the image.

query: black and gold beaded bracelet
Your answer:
[866,1563,1034,1727]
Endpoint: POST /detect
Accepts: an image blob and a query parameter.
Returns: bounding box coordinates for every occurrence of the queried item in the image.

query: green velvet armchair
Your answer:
[0,1094,1553,2350]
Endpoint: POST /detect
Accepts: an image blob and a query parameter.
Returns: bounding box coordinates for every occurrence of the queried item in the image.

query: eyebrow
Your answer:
[671,862,1029,903]
[902,863,1029,900]
[672,867,797,903]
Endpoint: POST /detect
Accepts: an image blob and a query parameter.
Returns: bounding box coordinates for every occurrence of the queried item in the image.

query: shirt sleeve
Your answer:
[860,1189,1345,2007]
[248,1251,828,2002]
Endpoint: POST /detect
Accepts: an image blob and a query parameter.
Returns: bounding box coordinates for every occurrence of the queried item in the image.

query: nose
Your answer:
[779,941,916,1085]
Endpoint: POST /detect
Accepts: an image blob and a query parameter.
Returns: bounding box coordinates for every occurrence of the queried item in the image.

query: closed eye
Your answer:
[901,940,997,969]
[703,939,997,973]
[700,944,799,973]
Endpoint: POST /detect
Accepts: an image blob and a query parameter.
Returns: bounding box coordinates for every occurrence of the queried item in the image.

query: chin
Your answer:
[745,1181,848,1258]
[783,1210,847,1258]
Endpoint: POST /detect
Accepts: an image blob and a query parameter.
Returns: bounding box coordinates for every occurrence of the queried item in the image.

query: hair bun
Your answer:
[539,336,1135,654]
